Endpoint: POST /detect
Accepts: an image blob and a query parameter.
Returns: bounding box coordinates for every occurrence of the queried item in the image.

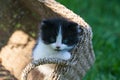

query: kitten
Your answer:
[32,18,82,61]
[31,18,82,77]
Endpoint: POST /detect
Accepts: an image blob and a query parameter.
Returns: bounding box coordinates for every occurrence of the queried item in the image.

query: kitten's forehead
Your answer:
[41,18,78,30]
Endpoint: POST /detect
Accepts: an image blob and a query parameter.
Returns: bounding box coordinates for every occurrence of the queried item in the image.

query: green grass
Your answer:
[56,0,120,80]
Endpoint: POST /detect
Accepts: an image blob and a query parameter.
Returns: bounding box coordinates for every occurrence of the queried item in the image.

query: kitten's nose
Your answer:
[56,46,60,49]
[55,46,61,51]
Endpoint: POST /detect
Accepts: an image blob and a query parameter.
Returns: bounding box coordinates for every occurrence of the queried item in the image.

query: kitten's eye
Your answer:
[63,39,68,44]
[50,37,55,42]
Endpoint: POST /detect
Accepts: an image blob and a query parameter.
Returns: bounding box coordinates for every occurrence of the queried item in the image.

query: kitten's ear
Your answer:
[40,19,51,29]
[69,21,78,28]
[77,25,83,33]
[69,22,82,32]
[41,19,50,26]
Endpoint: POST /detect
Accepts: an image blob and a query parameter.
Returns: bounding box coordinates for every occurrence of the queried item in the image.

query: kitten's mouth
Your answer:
[54,49,62,51]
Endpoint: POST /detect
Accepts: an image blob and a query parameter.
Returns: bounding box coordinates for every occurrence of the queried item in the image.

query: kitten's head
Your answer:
[40,18,83,51]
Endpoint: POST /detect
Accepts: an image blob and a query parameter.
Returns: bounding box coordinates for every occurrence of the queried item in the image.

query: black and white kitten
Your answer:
[31,18,83,77]
[32,18,82,61]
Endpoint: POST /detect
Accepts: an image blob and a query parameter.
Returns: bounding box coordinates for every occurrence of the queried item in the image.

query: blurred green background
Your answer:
[56,0,120,80]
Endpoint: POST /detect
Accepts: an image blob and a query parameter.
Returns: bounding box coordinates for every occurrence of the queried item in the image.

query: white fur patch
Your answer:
[32,39,71,60]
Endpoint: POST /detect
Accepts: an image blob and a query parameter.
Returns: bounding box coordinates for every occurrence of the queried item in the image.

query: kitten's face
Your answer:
[40,19,82,51]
